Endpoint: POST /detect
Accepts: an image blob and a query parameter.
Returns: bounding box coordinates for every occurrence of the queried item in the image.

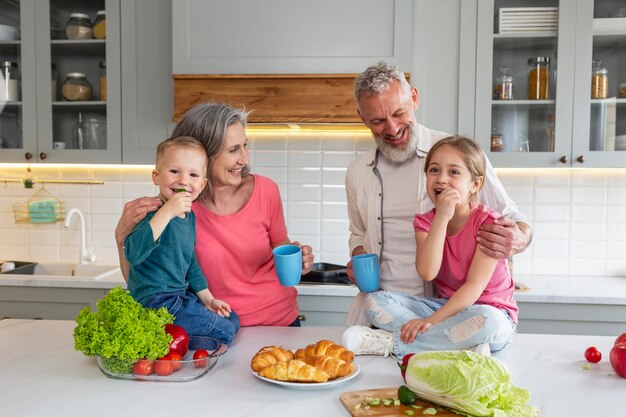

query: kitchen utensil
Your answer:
[340,387,458,417]
[351,253,379,292]
[300,262,350,285]
[253,361,360,390]
[273,244,302,286]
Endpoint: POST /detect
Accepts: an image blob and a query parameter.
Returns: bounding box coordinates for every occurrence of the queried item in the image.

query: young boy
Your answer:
[125,136,239,351]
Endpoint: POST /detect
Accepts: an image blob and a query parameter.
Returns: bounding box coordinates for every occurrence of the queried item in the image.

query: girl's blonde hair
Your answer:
[425,135,486,203]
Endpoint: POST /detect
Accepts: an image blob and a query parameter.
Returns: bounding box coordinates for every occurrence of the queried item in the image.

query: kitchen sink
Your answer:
[0,261,121,280]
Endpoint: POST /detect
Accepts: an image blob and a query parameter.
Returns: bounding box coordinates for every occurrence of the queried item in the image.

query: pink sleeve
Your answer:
[413,211,433,232]
[472,204,500,235]
[263,176,288,245]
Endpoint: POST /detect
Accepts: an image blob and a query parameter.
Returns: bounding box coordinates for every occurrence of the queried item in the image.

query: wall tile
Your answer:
[534,205,569,222]
[251,167,287,184]
[532,222,569,240]
[286,133,321,150]
[534,187,569,204]
[569,222,606,240]
[532,258,569,275]
[321,219,350,235]
[322,185,347,203]
[322,202,349,220]
[532,240,568,258]
[570,205,606,222]
[570,240,606,259]
[533,169,570,186]
[321,235,350,252]
[322,151,356,167]
[322,168,348,185]
[321,136,355,150]
[568,258,606,276]
[253,150,287,166]
[607,206,626,222]
[287,184,321,201]
[287,202,321,218]
[571,169,607,186]
[286,167,321,184]
[571,187,607,204]
[504,186,533,204]
[607,223,626,241]
[607,187,626,205]
[288,151,322,167]
[91,182,123,198]
[287,218,320,235]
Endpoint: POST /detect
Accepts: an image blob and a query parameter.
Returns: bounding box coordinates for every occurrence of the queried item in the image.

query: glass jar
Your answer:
[61,73,92,101]
[51,63,57,100]
[528,57,550,100]
[493,66,513,100]
[99,61,106,101]
[546,114,555,152]
[65,13,93,40]
[0,61,19,102]
[93,10,106,39]
[591,60,608,99]
[619,76,626,98]
[490,128,503,152]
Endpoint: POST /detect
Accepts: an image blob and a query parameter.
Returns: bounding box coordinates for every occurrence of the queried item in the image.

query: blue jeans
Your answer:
[365,291,516,358]
[146,291,240,351]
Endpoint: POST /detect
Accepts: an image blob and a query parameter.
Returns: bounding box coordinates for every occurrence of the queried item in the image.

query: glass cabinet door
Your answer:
[475,0,577,167]
[571,0,626,167]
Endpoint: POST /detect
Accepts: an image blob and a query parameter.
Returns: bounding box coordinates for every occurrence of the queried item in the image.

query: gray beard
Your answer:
[374,126,419,162]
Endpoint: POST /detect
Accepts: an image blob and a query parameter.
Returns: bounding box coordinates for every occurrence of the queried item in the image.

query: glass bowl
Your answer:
[96,343,227,382]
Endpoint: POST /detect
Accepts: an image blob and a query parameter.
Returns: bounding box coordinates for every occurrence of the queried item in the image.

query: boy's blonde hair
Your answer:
[155,136,207,170]
[425,135,486,203]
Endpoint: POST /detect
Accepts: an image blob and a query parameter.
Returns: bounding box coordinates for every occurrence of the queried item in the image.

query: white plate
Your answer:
[251,361,360,390]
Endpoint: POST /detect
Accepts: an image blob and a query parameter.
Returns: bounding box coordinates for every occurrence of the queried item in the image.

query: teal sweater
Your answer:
[125,209,207,306]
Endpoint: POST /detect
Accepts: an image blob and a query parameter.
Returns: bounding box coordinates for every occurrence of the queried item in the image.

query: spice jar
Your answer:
[490,128,503,152]
[493,66,514,100]
[591,60,608,99]
[0,61,19,102]
[93,10,106,39]
[619,76,626,98]
[65,13,93,40]
[99,61,106,101]
[528,57,550,100]
[61,73,92,101]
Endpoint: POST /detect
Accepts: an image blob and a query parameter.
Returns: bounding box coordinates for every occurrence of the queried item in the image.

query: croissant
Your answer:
[258,359,329,383]
[295,340,355,364]
[302,355,355,379]
[250,345,294,372]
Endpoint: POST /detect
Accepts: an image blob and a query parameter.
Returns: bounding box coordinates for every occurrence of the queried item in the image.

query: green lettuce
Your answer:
[405,350,538,417]
[73,286,174,368]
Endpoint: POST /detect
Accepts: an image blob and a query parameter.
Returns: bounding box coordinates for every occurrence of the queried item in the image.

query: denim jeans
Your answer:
[365,291,516,358]
[146,291,240,351]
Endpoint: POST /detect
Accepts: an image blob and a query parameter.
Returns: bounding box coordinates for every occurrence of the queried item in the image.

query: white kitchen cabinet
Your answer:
[172,0,412,74]
[0,0,121,163]
[461,0,626,168]
[296,292,352,327]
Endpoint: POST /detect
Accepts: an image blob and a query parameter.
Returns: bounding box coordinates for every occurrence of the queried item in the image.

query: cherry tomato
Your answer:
[132,359,154,376]
[193,349,210,368]
[154,354,174,376]
[584,346,602,363]
[168,351,183,371]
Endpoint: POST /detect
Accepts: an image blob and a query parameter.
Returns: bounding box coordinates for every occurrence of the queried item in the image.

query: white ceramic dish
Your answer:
[251,361,360,390]
[0,24,19,41]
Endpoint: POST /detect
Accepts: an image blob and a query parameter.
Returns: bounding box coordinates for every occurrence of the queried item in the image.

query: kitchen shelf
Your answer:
[493,33,557,50]
[50,39,106,55]
[492,99,555,106]
[52,101,106,110]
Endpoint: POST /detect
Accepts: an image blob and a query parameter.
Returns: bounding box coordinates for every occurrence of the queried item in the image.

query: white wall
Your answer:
[1,133,626,277]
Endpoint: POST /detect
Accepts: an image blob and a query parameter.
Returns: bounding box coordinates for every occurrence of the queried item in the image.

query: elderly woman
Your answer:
[115,102,314,327]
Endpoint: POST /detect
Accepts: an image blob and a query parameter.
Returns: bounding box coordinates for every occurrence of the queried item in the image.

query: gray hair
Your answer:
[170,102,249,199]
[354,61,412,102]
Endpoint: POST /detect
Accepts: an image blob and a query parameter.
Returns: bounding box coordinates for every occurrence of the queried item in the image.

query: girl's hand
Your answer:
[161,191,192,219]
[207,298,231,318]
[292,241,314,275]
[434,188,460,222]
[400,319,433,344]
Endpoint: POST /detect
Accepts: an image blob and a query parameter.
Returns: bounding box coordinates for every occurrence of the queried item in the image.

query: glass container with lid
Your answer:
[0,61,19,102]
[619,75,626,98]
[591,60,608,99]
[528,57,550,100]
[494,66,514,100]
[65,13,93,40]
[61,73,92,101]
[93,10,106,39]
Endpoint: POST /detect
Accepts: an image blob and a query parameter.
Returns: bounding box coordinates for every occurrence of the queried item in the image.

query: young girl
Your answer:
[342,136,518,358]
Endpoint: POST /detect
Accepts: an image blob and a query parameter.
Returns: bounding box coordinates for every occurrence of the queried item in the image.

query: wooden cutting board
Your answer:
[339,387,458,417]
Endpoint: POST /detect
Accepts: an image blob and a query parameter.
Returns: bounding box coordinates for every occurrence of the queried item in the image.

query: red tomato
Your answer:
[168,351,183,371]
[615,333,626,346]
[154,355,174,376]
[584,347,602,363]
[610,342,626,378]
[133,359,154,376]
[193,349,210,368]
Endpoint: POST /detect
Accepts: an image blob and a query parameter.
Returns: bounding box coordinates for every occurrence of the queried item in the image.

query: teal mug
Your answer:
[273,245,302,286]
[352,253,380,292]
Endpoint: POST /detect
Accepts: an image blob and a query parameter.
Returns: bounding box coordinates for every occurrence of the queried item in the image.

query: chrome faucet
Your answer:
[63,208,96,264]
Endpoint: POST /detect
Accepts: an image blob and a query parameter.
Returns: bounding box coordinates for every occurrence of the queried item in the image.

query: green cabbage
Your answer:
[73,286,174,367]
[405,350,538,417]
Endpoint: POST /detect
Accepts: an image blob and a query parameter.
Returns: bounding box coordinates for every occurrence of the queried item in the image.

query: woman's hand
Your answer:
[292,241,314,275]
[400,319,433,344]
[115,196,162,244]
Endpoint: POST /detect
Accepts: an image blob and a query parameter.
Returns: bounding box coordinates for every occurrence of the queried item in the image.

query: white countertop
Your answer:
[0,319,623,417]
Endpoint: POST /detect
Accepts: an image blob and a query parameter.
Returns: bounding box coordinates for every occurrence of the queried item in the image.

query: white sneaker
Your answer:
[470,342,491,357]
[341,325,393,357]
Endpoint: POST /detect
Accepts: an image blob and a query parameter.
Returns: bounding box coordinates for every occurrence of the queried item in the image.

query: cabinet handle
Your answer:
[559,156,568,164]
[298,315,306,322]
[39,152,47,161]
[24,152,33,161]
[576,155,585,163]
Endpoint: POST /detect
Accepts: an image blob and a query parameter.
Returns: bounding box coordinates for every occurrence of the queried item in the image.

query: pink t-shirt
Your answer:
[192,175,299,326]
[413,204,518,323]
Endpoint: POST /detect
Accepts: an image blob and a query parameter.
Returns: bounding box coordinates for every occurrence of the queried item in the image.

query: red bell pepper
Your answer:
[397,353,415,381]
[164,324,189,357]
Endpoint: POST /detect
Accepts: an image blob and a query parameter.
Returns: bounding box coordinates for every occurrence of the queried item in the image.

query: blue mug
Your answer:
[273,245,302,286]
[352,253,380,292]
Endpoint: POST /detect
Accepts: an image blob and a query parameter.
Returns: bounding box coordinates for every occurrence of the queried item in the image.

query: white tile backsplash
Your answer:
[3,136,626,276]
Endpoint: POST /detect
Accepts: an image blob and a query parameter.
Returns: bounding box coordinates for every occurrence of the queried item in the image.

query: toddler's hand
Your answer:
[162,191,192,219]
[400,319,432,344]
[208,298,232,318]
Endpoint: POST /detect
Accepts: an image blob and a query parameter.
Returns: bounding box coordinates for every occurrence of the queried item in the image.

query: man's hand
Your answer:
[115,197,162,245]
[477,217,530,259]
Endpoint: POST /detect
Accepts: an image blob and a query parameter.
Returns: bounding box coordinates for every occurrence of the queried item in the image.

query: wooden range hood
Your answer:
[173,73,409,124]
